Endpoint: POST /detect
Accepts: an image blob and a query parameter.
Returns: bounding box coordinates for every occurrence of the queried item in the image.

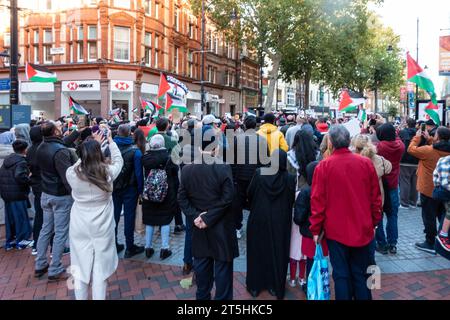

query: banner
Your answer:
[416,100,446,124]
[439,35,450,76]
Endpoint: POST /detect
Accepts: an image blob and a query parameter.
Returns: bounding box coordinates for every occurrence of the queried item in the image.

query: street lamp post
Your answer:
[200,0,206,115]
[9,0,19,106]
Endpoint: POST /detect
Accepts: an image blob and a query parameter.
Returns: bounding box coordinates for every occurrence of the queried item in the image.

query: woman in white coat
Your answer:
[66,130,123,300]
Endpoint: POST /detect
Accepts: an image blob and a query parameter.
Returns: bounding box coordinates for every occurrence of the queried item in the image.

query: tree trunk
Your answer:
[304,70,311,109]
[264,54,281,113]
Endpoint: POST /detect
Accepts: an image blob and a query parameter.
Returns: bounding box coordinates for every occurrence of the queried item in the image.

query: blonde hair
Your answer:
[351,134,377,159]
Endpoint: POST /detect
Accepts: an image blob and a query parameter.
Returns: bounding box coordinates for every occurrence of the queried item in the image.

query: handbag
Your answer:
[307,244,330,300]
[135,199,145,236]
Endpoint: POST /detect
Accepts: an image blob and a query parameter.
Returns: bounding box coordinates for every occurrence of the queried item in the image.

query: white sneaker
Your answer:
[236,229,242,240]
[288,279,296,288]
[31,248,37,256]
[18,240,33,248]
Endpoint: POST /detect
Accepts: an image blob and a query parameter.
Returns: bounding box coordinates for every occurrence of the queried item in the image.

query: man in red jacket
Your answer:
[310,125,382,300]
[375,123,405,255]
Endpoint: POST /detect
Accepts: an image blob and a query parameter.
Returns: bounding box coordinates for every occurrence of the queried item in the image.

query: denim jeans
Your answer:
[376,188,399,247]
[327,239,372,300]
[145,225,170,249]
[113,187,138,249]
[4,200,31,244]
[183,215,194,265]
[35,193,73,276]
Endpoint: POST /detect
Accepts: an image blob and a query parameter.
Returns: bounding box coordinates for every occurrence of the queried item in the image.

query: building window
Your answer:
[43,29,52,64]
[208,66,212,83]
[78,26,84,40]
[154,50,159,68]
[144,32,151,66]
[214,37,218,54]
[114,26,130,62]
[46,0,52,10]
[144,0,151,15]
[155,35,159,49]
[87,25,97,61]
[34,46,39,64]
[187,50,193,77]
[174,46,179,74]
[174,7,179,32]
[188,23,194,39]
[34,30,39,43]
[287,90,295,106]
[114,0,130,8]
[3,33,10,47]
[155,2,159,19]
[224,41,229,58]
[77,26,84,62]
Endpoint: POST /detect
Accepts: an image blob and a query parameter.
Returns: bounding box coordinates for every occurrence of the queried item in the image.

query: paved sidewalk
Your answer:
[121,207,450,274]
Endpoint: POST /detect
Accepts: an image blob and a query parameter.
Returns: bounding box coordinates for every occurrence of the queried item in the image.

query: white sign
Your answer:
[111,80,134,92]
[62,80,100,92]
[343,118,361,138]
[141,83,158,95]
[50,47,65,55]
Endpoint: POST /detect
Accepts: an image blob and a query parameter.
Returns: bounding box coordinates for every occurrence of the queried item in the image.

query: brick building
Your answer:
[0,0,260,120]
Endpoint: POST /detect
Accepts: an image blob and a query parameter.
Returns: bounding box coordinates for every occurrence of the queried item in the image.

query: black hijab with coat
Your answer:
[292,130,318,178]
[246,149,296,299]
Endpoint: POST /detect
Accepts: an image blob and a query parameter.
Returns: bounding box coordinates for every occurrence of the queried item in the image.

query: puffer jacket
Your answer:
[257,123,288,154]
[0,153,30,201]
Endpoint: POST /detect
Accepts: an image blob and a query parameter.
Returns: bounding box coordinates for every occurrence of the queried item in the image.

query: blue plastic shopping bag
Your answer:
[307,244,330,300]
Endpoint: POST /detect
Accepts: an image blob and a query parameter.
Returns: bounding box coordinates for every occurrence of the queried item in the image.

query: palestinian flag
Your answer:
[25,63,57,83]
[357,108,367,123]
[158,73,172,99]
[166,92,188,113]
[339,90,366,112]
[407,52,437,105]
[146,124,159,140]
[69,96,89,115]
[424,102,441,125]
[140,96,162,114]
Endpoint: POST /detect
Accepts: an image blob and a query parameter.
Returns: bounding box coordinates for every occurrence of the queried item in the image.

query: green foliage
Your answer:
[385,100,400,118]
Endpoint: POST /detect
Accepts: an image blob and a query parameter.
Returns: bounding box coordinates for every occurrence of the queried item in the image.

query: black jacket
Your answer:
[231,131,269,183]
[142,149,178,226]
[0,153,30,202]
[36,136,75,196]
[26,126,43,194]
[399,128,419,165]
[178,162,238,262]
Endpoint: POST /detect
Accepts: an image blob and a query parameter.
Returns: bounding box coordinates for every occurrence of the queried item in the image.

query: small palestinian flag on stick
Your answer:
[424,102,441,125]
[26,62,57,83]
[140,96,163,114]
[69,96,89,115]
[339,90,366,112]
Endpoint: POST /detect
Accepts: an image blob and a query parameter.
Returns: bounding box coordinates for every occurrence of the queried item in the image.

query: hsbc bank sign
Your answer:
[111,80,133,92]
[62,80,100,92]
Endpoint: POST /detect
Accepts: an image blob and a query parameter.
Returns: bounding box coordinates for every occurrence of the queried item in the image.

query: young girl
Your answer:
[294,161,329,294]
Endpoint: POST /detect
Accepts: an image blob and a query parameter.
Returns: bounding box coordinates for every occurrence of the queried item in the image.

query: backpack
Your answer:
[142,159,170,203]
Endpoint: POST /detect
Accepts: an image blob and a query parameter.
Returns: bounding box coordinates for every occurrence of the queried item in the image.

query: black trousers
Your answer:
[194,257,233,300]
[232,179,250,230]
[420,194,445,244]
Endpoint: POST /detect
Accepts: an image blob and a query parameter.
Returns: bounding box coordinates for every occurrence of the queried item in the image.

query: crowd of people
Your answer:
[0,109,449,301]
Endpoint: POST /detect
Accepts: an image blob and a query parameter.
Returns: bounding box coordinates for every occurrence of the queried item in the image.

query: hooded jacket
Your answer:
[257,123,288,154]
[0,153,30,201]
[408,135,450,197]
[399,127,419,165]
[26,126,43,193]
[376,124,405,190]
[113,136,144,193]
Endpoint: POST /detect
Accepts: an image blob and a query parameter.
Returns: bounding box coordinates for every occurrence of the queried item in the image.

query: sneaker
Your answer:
[16,243,28,250]
[34,265,49,278]
[399,205,410,210]
[5,242,15,251]
[174,225,186,234]
[31,248,38,256]
[145,248,155,258]
[436,235,450,252]
[19,240,34,248]
[299,279,307,294]
[116,243,125,253]
[415,241,436,254]
[48,272,69,282]
[236,229,242,240]
[388,245,397,255]
[160,248,172,260]
[288,279,296,288]
[375,244,389,255]
[124,245,145,258]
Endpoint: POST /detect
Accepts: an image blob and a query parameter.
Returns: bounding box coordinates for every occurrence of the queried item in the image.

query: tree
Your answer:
[386,100,400,118]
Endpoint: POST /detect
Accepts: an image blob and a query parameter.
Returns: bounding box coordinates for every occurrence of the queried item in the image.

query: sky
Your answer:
[370,0,450,97]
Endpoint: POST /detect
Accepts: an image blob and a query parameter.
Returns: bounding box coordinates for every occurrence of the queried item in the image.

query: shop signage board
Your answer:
[62,80,100,92]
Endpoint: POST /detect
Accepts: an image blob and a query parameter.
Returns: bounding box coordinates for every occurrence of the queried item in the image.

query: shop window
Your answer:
[114,26,130,62]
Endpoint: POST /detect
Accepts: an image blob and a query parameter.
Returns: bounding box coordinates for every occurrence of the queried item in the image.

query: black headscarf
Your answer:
[293,130,318,177]
[272,148,288,172]
[376,123,396,142]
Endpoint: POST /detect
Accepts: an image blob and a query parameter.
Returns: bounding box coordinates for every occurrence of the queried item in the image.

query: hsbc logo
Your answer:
[67,82,94,91]
[115,82,130,91]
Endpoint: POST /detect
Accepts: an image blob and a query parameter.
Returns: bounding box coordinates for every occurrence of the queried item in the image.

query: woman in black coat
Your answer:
[142,134,179,260]
[246,149,296,300]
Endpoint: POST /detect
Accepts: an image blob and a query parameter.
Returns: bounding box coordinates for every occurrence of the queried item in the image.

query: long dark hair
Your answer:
[134,128,146,154]
[74,140,112,193]
[293,130,318,178]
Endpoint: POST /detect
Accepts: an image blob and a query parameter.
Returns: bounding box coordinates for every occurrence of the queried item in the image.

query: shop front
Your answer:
[61,80,101,117]
[187,91,202,117]
[111,80,134,121]
[20,82,55,120]
[0,78,10,106]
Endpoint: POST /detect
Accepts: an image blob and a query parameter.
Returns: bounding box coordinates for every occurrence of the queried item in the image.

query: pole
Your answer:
[415,17,419,105]
[10,0,19,106]
[200,0,206,115]
[258,50,263,115]
[374,86,378,114]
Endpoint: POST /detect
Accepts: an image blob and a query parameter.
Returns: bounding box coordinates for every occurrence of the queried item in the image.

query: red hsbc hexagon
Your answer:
[115,82,129,91]
[67,82,79,91]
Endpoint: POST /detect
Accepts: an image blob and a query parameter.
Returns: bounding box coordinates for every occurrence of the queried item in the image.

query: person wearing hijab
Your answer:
[246,149,296,299]
[375,123,405,255]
